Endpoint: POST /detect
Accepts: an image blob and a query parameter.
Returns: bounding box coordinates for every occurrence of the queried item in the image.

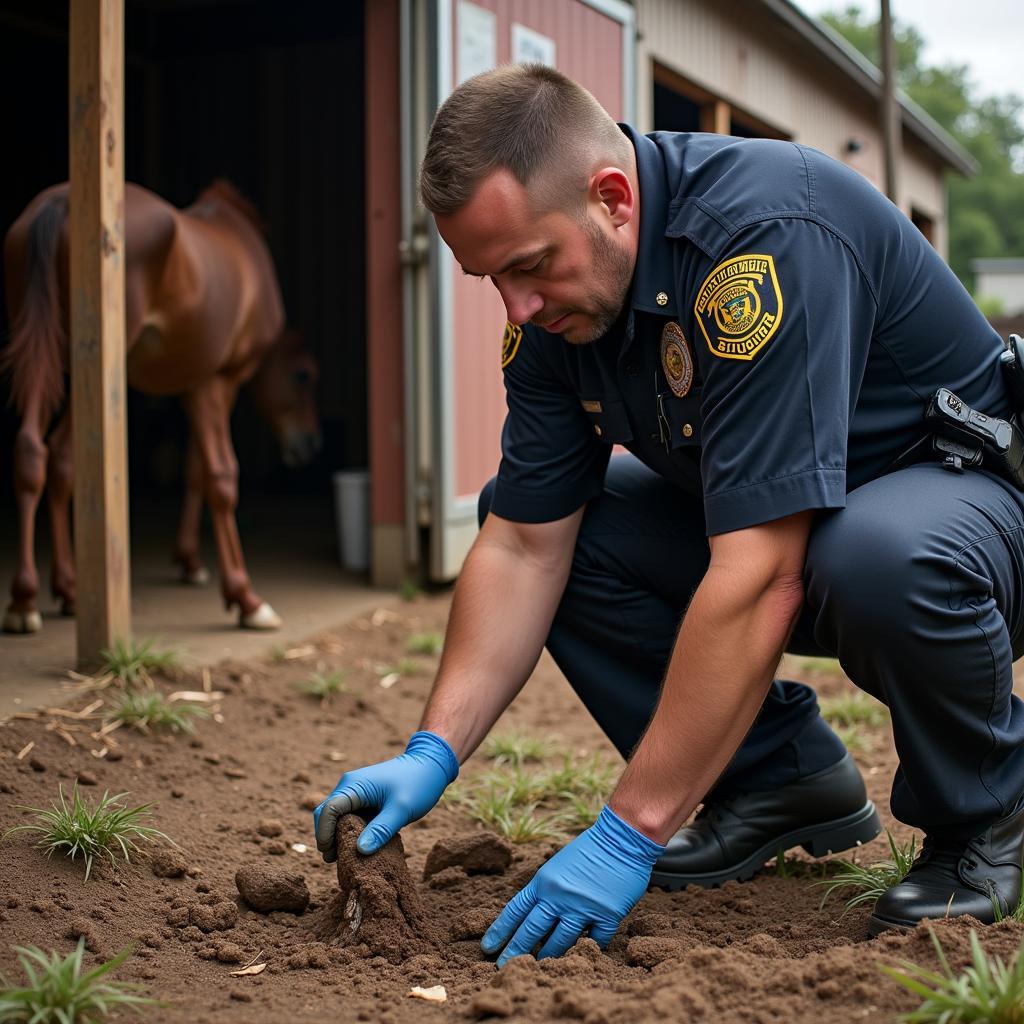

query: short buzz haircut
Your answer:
[419,63,631,217]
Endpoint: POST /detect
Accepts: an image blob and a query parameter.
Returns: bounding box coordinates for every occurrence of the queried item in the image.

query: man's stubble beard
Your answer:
[563,218,634,346]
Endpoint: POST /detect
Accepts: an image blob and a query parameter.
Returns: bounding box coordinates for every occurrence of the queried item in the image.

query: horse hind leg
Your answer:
[47,409,76,616]
[173,428,210,585]
[4,413,48,634]
[183,379,281,630]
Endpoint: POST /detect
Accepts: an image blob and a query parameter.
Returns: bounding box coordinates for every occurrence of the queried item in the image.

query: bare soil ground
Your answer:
[2,592,1023,1023]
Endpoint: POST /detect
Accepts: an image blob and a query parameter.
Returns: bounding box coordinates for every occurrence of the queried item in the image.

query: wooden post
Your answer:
[699,99,731,136]
[69,0,131,665]
[879,0,901,204]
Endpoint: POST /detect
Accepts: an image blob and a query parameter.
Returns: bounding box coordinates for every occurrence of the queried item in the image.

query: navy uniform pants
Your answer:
[479,454,1024,838]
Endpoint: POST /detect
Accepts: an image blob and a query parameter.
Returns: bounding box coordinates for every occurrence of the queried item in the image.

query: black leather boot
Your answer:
[649,753,881,890]
[868,800,1024,936]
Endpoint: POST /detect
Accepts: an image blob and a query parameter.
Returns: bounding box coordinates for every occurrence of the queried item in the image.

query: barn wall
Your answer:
[634,0,950,258]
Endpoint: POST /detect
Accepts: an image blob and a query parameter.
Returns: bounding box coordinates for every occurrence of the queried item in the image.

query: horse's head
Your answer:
[249,329,323,467]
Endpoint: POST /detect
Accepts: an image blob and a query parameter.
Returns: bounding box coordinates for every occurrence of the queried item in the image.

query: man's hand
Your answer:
[481,806,665,966]
[312,731,459,862]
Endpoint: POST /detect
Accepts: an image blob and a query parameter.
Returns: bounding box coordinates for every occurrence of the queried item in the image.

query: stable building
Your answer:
[0,0,974,667]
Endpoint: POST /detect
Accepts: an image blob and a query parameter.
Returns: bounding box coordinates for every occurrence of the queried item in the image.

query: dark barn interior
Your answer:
[0,0,368,520]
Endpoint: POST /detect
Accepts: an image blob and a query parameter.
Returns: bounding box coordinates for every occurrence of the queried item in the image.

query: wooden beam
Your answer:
[69,0,131,665]
[879,0,901,203]
[700,99,731,136]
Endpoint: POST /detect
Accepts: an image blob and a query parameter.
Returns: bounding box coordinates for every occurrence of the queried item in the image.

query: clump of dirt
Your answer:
[314,813,443,963]
[423,832,513,879]
[149,848,188,878]
[235,864,310,913]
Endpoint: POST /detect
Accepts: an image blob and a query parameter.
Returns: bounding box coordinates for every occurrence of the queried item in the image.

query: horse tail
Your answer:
[1,193,69,424]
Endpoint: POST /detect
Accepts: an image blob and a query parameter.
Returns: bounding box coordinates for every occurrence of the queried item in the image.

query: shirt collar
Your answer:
[620,124,679,318]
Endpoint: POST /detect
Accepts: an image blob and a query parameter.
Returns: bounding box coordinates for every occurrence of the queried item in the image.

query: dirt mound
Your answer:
[235,863,310,913]
[423,831,513,879]
[314,813,444,963]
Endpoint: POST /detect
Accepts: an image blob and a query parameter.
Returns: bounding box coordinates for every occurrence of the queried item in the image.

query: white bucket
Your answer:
[332,470,370,572]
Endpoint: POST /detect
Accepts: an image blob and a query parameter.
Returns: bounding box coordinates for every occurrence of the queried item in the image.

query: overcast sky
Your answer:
[793,1,1023,103]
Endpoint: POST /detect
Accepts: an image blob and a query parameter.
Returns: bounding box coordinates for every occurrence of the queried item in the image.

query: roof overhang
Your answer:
[760,0,979,176]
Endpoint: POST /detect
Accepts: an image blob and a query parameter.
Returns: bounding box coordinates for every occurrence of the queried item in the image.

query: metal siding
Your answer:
[448,0,625,501]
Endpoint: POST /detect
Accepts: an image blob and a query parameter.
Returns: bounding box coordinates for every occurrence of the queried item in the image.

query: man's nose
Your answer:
[496,281,543,326]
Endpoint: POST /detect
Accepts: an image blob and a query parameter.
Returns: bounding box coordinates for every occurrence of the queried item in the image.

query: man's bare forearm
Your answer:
[419,511,582,762]
[609,513,813,844]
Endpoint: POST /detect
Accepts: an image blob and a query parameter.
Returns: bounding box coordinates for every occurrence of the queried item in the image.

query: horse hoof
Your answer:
[182,567,210,586]
[3,608,43,634]
[240,602,282,630]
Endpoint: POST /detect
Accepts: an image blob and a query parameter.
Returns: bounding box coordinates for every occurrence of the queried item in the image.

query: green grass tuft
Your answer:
[99,637,181,686]
[405,631,444,656]
[398,579,421,602]
[819,690,889,730]
[881,927,1024,1023]
[483,731,550,768]
[817,831,917,914]
[299,670,347,701]
[0,938,158,1022]
[4,784,172,881]
[105,690,209,734]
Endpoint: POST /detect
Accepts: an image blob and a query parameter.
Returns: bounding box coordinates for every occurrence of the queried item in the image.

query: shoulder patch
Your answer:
[501,321,523,369]
[694,253,783,361]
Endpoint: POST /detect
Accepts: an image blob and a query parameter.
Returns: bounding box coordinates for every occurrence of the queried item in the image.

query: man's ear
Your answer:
[588,167,635,228]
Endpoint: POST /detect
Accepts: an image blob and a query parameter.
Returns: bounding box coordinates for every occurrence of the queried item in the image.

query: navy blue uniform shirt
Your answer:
[491,126,1008,535]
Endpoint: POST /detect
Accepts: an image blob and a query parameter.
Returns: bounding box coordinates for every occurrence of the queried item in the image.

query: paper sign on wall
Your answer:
[457,1,497,84]
[511,23,556,67]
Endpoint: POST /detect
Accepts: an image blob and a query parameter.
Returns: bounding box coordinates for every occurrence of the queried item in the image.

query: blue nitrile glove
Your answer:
[312,730,458,862]
[481,805,665,966]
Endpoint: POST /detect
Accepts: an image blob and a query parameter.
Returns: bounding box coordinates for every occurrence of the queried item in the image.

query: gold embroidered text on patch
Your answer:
[694,253,784,361]
[501,321,523,369]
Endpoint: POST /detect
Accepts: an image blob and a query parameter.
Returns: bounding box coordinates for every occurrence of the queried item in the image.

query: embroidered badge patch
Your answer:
[694,253,783,361]
[501,321,523,369]
[660,322,694,398]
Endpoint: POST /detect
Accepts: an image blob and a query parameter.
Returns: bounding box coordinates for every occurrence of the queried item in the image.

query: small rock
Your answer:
[265,841,287,856]
[203,753,221,765]
[150,849,188,879]
[105,748,124,762]
[224,768,246,780]
[170,788,185,799]
[292,771,311,783]
[468,990,513,1018]
[29,757,46,773]
[257,818,283,838]
[409,984,446,1004]
[229,990,252,1003]
[76,770,97,786]
[423,832,513,879]
[427,865,467,890]
[0,783,16,794]
[189,901,238,933]
[215,941,245,964]
[300,791,322,811]
[235,864,310,914]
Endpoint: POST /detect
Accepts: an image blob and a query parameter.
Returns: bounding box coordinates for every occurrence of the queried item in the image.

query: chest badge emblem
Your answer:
[660,322,694,398]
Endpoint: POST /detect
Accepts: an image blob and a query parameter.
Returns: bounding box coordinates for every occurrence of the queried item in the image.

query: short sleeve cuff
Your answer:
[489,474,606,524]
[704,468,846,535]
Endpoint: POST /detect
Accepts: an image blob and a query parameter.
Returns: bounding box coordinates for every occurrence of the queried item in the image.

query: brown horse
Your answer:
[2,181,322,634]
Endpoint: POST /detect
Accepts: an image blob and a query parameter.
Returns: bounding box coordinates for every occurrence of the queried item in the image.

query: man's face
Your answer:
[435,168,636,345]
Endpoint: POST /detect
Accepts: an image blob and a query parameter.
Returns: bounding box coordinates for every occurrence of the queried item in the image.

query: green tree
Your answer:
[821,6,1024,289]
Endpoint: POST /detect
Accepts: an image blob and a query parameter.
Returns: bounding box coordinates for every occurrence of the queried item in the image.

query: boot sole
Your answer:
[648,800,882,891]
[865,914,915,938]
